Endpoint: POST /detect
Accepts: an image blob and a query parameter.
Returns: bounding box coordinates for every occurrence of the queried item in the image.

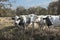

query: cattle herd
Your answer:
[12,14,60,29]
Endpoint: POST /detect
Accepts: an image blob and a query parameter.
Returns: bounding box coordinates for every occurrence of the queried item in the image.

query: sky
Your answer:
[10,0,58,9]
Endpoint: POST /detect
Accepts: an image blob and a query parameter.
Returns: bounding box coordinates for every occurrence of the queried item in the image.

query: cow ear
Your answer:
[12,17,15,20]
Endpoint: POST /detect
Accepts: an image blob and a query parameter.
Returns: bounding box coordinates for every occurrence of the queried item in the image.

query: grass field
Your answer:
[0,17,14,29]
[0,17,60,40]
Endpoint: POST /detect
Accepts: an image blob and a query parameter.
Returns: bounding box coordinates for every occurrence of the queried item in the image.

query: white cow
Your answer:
[27,14,38,28]
[12,15,21,27]
[39,15,60,28]
[12,15,31,29]
[12,15,60,29]
[19,15,31,26]
[28,14,37,23]
[47,15,60,27]
[35,15,47,29]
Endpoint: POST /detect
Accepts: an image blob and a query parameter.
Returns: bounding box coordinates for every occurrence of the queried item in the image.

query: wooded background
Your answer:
[0,0,60,16]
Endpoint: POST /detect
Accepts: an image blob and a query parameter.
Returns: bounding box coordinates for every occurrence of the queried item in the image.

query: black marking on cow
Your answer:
[18,18,24,27]
[17,18,21,21]
[59,16,60,20]
[26,17,31,24]
[43,16,52,27]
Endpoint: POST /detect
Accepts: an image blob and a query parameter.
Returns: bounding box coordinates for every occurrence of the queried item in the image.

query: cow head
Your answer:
[43,16,52,26]
[12,15,19,20]
[12,15,23,26]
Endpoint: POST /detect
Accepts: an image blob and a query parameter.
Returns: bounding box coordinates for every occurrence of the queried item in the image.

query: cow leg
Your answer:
[24,23,28,30]
[49,25,54,28]
[37,23,41,31]
[22,24,26,40]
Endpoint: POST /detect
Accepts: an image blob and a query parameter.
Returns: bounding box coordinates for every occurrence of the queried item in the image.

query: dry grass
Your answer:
[0,26,60,40]
[0,17,60,40]
[0,17,14,29]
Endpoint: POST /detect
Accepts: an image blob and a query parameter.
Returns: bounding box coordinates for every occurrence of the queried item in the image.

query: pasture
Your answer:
[0,17,14,29]
[0,17,60,40]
